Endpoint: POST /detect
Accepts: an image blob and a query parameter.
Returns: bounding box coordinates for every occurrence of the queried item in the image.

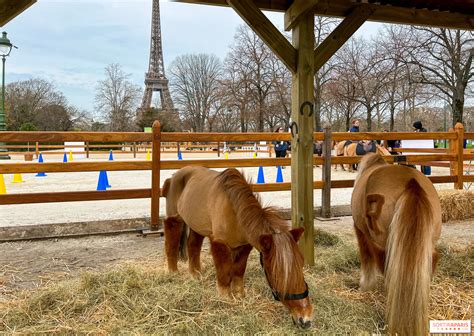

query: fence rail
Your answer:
[0,122,471,231]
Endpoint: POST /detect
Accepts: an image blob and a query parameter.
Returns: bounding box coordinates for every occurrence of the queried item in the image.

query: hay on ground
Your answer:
[0,232,472,334]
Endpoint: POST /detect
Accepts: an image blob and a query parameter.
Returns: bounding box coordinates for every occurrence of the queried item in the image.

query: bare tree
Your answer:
[325,74,363,131]
[402,27,474,126]
[224,26,278,132]
[314,16,339,130]
[334,37,390,131]
[95,63,141,131]
[222,60,253,132]
[5,78,79,131]
[169,54,222,132]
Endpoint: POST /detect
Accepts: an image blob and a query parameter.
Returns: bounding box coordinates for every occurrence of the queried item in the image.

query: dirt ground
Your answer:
[1,216,472,303]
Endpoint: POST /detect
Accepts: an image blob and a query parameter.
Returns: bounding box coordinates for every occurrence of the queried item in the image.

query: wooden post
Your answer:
[291,12,315,266]
[133,142,137,158]
[321,126,332,218]
[35,142,39,158]
[451,122,464,190]
[217,141,220,157]
[86,142,90,158]
[151,121,161,230]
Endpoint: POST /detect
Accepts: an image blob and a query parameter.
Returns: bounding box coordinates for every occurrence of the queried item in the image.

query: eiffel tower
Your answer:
[139,0,176,121]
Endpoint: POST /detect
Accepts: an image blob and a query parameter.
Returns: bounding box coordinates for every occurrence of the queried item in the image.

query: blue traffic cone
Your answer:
[104,170,111,188]
[276,166,283,183]
[257,166,265,184]
[178,151,183,160]
[36,153,47,177]
[97,171,108,191]
[63,152,68,163]
[108,150,114,161]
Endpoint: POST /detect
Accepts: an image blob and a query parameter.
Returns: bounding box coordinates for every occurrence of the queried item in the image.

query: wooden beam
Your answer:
[310,0,474,31]
[291,12,315,265]
[451,123,465,190]
[314,5,373,73]
[174,0,474,31]
[0,131,151,143]
[284,0,319,31]
[174,0,289,11]
[0,189,151,205]
[226,0,297,73]
[321,126,332,218]
[0,0,36,26]
[150,121,161,230]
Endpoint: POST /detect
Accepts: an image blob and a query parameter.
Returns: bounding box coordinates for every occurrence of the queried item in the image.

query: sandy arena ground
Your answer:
[0,151,461,228]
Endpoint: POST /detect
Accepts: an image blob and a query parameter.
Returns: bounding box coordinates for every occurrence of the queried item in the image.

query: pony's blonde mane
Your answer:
[217,168,304,295]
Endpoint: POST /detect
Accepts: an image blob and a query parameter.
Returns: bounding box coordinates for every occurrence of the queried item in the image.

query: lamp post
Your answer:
[0,31,13,159]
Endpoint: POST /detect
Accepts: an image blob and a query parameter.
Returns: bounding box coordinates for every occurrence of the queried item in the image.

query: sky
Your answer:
[3,0,382,113]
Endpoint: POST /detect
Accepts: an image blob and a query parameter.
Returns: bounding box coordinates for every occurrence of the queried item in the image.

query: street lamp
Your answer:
[0,31,13,159]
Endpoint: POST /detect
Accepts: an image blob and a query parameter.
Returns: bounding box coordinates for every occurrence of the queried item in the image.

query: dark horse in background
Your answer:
[351,153,441,335]
[162,167,314,329]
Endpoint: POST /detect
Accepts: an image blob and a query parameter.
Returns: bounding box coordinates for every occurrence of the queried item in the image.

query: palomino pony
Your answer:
[162,167,313,329]
[351,153,441,335]
[333,141,347,171]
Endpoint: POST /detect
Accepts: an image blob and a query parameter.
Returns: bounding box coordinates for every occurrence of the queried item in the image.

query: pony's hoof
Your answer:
[190,271,202,280]
[217,285,232,298]
[359,279,376,292]
[232,290,245,299]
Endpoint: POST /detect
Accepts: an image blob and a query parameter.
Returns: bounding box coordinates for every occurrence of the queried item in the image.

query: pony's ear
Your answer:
[259,234,274,253]
[289,227,305,242]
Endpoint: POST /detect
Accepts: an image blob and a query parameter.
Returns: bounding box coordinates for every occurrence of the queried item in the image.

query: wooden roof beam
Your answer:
[314,5,373,73]
[0,0,36,26]
[226,0,297,73]
[284,0,319,31]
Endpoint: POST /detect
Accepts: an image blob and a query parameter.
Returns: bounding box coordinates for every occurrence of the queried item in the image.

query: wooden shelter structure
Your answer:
[174,0,474,265]
[0,0,36,26]
[2,0,473,264]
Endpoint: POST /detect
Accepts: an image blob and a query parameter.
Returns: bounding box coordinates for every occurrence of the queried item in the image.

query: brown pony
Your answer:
[344,141,390,172]
[162,166,313,329]
[351,153,441,335]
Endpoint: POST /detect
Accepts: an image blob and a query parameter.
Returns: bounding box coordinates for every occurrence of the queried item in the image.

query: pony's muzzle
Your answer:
[293,317,312,329]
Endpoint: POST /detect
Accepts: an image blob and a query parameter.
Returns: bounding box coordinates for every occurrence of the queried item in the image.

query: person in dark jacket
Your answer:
[349,119,360,132]
[273,127,289,161]
[413,120,427,133]
[413,121,431,175]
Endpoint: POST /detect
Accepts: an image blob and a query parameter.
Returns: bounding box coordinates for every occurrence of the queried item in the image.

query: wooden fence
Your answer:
[0,141,277,158]
[0,122,472,232]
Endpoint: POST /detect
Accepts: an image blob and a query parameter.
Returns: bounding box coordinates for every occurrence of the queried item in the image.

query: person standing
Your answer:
[413,121,431,175]
[349,120,360,132]
[273,127,289,168]
[413,121,427,133]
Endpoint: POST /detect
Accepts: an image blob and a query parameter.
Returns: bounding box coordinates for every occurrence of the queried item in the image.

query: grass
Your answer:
[1,232,472,335]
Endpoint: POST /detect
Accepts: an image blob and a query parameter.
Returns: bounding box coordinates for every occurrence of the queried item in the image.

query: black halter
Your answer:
[259,252,309,301]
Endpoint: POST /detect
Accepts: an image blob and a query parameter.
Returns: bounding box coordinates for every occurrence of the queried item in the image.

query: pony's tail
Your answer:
[385,178,433,336]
